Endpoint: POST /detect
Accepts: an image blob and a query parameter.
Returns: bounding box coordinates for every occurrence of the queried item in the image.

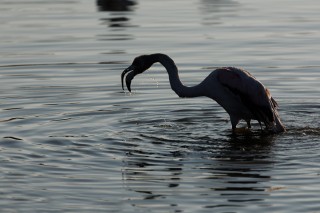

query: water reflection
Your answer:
[96,0,136,43]
[199,0,240,25]
[208,135,274,205]
[122,133,275,209]
[100,17,131,28]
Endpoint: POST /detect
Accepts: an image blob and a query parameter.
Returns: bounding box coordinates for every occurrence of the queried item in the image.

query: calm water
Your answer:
[1,0,320,212]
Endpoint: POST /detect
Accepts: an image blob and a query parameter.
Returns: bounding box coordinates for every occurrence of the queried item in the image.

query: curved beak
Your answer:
[121,65,135,92]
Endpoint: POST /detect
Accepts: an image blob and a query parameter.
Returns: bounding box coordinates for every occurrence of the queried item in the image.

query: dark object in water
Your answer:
[96,0,136,11]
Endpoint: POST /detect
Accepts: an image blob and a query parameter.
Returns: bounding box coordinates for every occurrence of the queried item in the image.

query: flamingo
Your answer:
[121,53,286,134]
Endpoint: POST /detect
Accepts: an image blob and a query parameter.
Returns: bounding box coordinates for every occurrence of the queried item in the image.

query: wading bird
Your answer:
[121,53,285,134]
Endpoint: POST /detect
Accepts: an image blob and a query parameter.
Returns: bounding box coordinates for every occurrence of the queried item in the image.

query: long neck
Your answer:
[151,53,204,98]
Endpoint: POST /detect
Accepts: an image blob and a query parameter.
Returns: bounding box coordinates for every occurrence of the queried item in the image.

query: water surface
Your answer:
[0,0,320,212]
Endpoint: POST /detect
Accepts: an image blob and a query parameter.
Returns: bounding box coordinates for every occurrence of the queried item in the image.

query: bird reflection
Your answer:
[96,0,137,41]
[97,0,137,28]
[121,143,183,207]
[121,133,276,209]
[206,135,275,204]
[99,17,131,28]
[96,0,136,11]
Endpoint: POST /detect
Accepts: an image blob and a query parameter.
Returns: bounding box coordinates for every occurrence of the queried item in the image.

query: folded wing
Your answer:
[216,67,277,126]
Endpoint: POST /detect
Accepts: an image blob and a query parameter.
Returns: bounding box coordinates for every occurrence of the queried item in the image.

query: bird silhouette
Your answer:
[121,53,286,134]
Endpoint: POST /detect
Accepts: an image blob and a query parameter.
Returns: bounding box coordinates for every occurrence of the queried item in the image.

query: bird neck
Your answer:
[151,53,204,98]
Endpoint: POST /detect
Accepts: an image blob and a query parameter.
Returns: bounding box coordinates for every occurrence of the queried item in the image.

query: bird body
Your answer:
[121,53,285,133]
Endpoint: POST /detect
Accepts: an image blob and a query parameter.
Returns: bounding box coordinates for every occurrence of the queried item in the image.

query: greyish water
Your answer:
[0,0,319,212]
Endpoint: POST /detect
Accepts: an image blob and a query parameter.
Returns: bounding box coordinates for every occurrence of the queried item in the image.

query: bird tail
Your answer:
[268,98,286,133]
[270,112,286,133]
[264,97,286,133]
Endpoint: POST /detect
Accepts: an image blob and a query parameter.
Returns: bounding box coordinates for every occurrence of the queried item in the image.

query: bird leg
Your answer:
[231,116,252,134]
[230,116,240,134]
[246,119,251,129]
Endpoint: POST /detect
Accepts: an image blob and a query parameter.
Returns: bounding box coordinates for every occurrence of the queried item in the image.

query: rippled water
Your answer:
[1,0,320,212]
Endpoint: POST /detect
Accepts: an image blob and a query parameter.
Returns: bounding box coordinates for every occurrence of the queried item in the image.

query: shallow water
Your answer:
[0,0,320,212]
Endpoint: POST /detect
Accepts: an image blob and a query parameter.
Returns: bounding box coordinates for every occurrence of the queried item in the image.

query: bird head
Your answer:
[121,55,154,92]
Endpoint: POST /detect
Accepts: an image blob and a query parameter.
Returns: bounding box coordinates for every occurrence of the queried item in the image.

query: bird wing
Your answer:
[215,67,277,125]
